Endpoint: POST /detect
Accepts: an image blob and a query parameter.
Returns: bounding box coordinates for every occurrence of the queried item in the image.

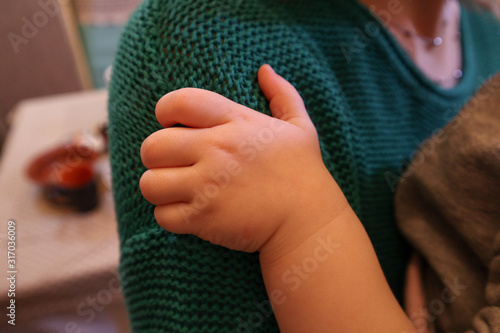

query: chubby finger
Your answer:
[141,127,207,168]
[154,203,200,234]
[139,168,196,205]
[258,64,312,127]
[156,88,246,128]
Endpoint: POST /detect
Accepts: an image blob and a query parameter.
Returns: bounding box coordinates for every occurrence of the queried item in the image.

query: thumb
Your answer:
[258,64,312,128]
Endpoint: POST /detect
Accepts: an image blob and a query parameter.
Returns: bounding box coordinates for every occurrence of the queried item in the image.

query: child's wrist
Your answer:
[258,184,352,268]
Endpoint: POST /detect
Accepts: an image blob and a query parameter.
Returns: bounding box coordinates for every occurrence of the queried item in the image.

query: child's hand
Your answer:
[140,64,348,256]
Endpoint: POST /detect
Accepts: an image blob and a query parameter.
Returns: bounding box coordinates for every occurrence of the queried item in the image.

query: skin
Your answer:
[140,65,417,332]
[361,0,462,88]
[405,254,429,333]
[140,0,461,331]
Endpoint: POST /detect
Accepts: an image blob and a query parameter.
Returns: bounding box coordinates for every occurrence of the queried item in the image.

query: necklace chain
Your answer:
[388,20,448,47]
[386,14,463,84]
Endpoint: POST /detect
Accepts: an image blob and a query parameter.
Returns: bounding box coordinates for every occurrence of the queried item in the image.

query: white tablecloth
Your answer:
[0,90,129,332]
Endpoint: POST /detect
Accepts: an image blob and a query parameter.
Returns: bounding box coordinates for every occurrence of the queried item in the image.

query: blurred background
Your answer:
[0,0,143,331]
[0,0,142,145]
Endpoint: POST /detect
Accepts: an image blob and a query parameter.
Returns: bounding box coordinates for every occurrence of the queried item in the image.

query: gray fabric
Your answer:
[395,73,500,333]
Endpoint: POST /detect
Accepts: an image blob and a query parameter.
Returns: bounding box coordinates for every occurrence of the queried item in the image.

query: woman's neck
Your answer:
[359,0,450,36]
[358,0,463,88]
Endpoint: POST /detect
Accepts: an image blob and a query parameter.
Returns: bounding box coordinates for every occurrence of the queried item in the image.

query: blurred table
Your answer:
[0,90,130,332]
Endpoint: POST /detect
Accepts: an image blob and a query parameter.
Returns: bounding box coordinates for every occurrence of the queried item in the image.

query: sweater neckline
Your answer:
[348,0,477,99]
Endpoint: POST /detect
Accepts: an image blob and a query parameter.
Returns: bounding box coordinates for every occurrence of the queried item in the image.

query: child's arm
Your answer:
[404,253,430,332]
[140,64,416,332]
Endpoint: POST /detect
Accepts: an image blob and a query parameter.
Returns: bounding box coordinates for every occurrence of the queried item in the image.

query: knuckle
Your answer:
[212,144,237,160]
[230,111,251,124]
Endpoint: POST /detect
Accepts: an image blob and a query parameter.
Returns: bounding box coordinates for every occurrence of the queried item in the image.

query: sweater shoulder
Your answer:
[108,0,352,242]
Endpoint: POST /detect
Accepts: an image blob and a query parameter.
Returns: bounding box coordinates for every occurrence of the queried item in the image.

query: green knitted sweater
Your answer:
[108,0,500,331]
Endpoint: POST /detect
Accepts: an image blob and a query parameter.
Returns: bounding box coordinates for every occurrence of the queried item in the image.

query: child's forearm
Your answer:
[259,207,417,333]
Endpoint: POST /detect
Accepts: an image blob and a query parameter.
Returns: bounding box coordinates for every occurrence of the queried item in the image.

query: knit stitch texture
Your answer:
[108,0,500,331]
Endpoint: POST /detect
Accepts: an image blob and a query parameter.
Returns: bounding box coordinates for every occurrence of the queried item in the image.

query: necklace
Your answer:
[388,20,449,48]
[387,18,463,84]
